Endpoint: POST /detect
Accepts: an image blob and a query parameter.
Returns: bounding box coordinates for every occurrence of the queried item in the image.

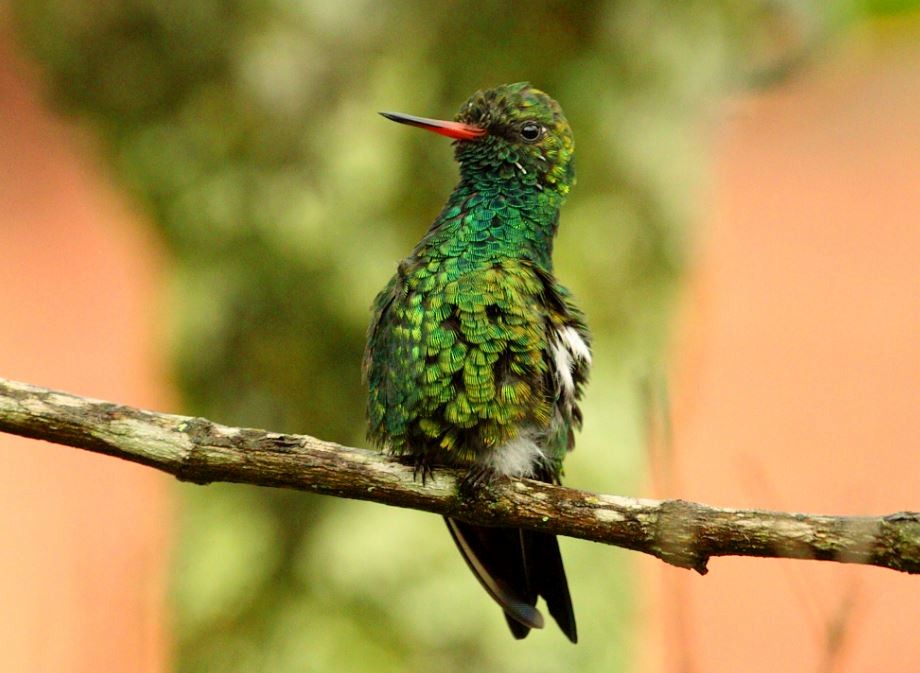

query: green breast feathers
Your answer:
[364,249,589,475]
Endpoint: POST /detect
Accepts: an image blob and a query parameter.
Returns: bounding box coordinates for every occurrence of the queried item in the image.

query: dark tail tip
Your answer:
[445,518,545,631]
[505,613,533,639]
[523,531,578,643]
[445,518,578,642]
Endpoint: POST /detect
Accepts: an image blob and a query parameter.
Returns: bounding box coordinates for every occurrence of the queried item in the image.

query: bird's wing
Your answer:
[364,271,416,451]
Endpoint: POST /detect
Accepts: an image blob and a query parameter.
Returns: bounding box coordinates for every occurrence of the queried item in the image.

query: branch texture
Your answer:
[0,377,917,575]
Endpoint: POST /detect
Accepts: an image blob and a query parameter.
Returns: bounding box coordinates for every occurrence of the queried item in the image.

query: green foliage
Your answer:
[10,1,867,671]
[863,0,920,15]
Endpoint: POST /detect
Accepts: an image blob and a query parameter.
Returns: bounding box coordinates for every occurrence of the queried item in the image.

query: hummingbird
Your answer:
[364,83,590,642]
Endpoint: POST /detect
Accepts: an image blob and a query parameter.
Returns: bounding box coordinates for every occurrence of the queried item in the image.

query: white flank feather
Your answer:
[480,428,546,478]
[551,325,590,402]
[560,325,591,364]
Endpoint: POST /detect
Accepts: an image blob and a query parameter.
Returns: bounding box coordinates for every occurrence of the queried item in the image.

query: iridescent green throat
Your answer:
[412,180,566,274]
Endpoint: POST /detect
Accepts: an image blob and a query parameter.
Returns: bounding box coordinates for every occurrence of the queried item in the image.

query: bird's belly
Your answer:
[477,428,547,478]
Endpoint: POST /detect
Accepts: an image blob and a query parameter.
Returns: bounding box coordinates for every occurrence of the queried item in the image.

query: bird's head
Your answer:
[380,83,575,196]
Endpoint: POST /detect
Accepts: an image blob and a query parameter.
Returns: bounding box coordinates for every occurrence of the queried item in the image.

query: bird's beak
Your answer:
[379,111,486,141]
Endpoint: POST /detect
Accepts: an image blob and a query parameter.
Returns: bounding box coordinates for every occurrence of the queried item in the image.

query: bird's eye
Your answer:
[520,122,543,142]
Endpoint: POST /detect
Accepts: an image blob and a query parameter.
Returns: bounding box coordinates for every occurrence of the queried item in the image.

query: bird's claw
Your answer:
[411,454,435,485]
[458,464,496,497]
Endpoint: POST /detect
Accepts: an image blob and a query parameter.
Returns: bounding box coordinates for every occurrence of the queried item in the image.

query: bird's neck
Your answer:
[415,178,565,271]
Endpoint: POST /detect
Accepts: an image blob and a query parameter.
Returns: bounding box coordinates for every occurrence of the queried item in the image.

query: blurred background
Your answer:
[1,1,918,672]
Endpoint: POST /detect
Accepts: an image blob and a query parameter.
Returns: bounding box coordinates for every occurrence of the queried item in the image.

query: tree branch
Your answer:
[0,376,917,575]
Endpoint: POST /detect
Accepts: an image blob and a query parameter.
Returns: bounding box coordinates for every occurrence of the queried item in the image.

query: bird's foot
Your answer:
[400,453,435,485]
[458,464,497,497]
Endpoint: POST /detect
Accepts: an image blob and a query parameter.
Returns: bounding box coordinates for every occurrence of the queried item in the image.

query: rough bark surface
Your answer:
[0,376,917,575]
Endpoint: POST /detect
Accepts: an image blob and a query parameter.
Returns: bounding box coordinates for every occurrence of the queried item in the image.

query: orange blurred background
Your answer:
[642,26,920,673]
[0,31,171,673]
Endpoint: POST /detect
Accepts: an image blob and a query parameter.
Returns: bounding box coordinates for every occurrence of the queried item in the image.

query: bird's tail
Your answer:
[444,517,577,642]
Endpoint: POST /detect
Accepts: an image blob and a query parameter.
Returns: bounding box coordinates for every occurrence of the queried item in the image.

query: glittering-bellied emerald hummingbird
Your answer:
[364,83,590,642]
